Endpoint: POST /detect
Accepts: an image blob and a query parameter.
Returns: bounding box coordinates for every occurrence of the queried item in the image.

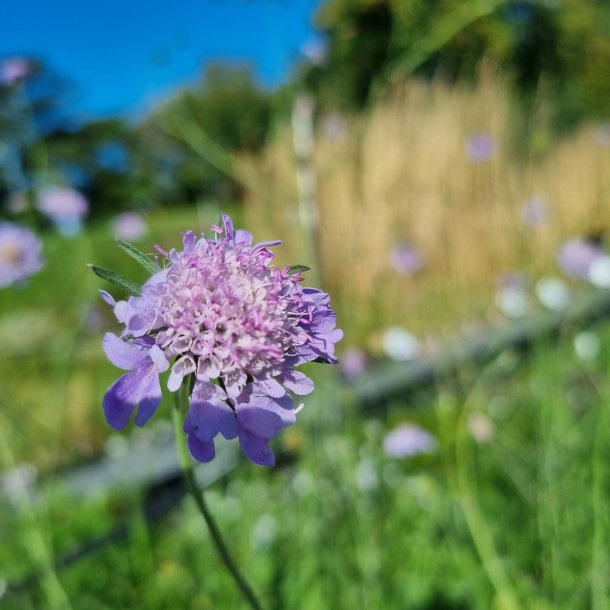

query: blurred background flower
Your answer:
[556,237,604,279]
[37,186,89,237]
[112,211,148,241]
[383,424,437,459]
[389,243,424,276]
[0,222,44,287]
[0,56,30,85]
[466,133,494,163]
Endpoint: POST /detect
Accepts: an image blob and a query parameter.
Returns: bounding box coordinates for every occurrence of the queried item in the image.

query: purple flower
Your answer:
[113,212,148,241]
[37,186,89,236]
[383,424,437,459]
[557,237,604,279]
[0,222,44,288]
[389,243,424,276]
[340,348,368,381]
[521,197,549,229]
[466,133,495,163]
[100,216,342,466]
[1,57,30,86]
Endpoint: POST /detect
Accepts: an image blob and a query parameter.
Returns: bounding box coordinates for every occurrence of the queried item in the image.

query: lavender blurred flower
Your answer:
[596,124,610,147]
[300,39,326,65]
[100,215,342,466]
[113,212,148,241]
[521,196,549,229]
[0,57,30,85]
[383,424,437,459]
[389,243,424,276]
[321,113,346,141]
[37,186,89,236]
[556,237,603,279]
[382,327,420,361]
[466,133,495,163]
[0,222,44,288]
[340,348,368,381]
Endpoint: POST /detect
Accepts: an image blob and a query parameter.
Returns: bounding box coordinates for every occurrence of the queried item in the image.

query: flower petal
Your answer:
[103,333,148,371]
[102,364,163,430]
[278,370,314,395]
[187,434,216,462]
[256,376,286,398]
[238,429,275,466]
[185,396,238,442]
[167,355,195,392]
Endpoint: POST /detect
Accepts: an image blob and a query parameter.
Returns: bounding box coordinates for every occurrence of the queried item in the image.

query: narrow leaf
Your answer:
[116,239,161,274]
[89,265,142,296]
[287,264,311,275]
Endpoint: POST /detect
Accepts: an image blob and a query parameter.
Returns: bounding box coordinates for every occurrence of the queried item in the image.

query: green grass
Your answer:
[1,203,609,609]
[1,318,609,609]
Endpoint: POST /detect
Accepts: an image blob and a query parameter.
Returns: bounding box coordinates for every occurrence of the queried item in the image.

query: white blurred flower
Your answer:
[291,469,315,497]
[355,459,379,492]
[251,515,276,550]
[495,286,530,318]
[574,331,600,362]
[0,464,37,506]
[589,255,610,288]
[535,276,570,311]
[382,327,420,361]
[467,412,495,444]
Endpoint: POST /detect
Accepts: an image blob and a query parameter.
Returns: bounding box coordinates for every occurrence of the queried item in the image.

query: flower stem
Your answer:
[172,385,265,610]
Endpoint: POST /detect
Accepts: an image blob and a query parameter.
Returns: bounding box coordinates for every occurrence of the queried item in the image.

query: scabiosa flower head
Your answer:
[494,271,530,319]
[37,186,89,236]
[556,237,604,279]
[0,222,44,288]
[521,196,549,229]
[113,211,148,241]
[383,424,437,459]
[340,348,368,381]
[466,133,495,163]
[389,243,424,276]
[101,216,342,466]
[1,57,31,86]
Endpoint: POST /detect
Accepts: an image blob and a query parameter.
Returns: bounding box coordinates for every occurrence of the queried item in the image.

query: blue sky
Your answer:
[0,0,322,120]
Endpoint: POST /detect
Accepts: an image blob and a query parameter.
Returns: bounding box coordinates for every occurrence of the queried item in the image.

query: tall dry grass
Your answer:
[238,75,610,349]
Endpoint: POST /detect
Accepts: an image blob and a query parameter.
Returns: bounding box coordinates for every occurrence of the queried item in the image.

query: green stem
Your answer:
[172,384,265,610]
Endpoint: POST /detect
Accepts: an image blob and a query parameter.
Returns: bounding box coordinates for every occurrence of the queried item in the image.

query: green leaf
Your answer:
[287,264,311,275]
[89,265,142,296]
[116,239,161,275]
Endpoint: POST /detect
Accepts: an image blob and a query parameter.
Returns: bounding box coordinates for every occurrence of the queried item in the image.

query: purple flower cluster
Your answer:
[0,222,44,288]
[1,57,30,86]
[556,237,603,279]
[101,216,342,466]
[466,133,495,163]
[37,187,89,236]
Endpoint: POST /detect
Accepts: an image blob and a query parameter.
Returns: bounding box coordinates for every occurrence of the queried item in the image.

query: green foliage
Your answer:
[304,0,610,126]
[2,325,610,609]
